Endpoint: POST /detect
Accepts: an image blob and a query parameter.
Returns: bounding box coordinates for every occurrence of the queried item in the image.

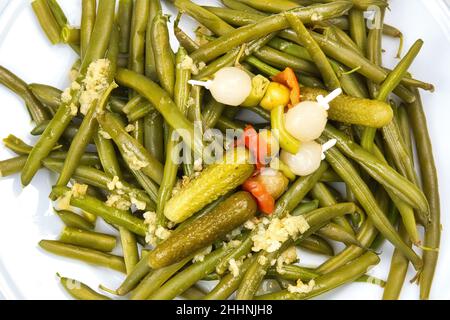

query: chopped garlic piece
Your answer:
[193,246,212,263]
[287,279,315,294]
[69,103,78,116]
[125,124,135,133]
[155,226,171,241]
[58,190,73,210]
[122,145,149,170]
[106,194,131,211]
[228,258,241,277]
[257,255,268,266]
[107,176,120,191]
[79,59,111,115]
[98,128,111,140]
[130,194,146,211]
[72,183,88,198]
[61,88,72,103]
[251,215,310,253]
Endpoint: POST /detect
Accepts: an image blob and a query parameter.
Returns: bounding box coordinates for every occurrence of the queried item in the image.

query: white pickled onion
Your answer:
[284,101,328,142]
[280,141,322,176]
[209,67,252,106]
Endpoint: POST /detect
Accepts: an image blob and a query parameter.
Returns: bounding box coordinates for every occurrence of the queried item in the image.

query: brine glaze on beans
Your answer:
[149,191,257,269]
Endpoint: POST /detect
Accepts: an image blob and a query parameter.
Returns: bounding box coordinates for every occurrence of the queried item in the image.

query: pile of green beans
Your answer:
[0,0,440,301]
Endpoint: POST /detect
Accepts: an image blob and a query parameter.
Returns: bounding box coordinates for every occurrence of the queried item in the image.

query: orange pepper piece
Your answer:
[272,67,300,108]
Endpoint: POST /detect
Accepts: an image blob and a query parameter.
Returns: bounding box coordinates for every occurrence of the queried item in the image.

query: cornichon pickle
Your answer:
[300,87,393,128]
[149,191,257,269]
[164,149,254,223]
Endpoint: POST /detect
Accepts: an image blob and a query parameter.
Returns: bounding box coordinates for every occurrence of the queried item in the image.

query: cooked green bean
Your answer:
[144,111,165,163]
[235,0,299,13]
[59,275,111,300]
[52,186,147,237]
[97,112,163,184]
[286,12,340,90]
[28,83,61,112]
[119,227,139,274]
[0,66,50,124]
[81,0,96,58]
[297,234,334,256]
[40,240,126,273]
[221,0,264,14]
[3,134,61,155]
[348,9,367,53]
[59,227,116,252]
[0,155,28,177]
[118,0,133,54]
[204,256,257,300]
[407,88,441,300]
[31,0,62,44]
[148,246,232,300]
[55,210,95,231]
[131,256,192,300]
[61,25,80,45]
[128,0,150,76]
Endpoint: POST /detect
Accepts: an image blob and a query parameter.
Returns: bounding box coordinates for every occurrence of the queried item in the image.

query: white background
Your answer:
[0,0,449,300]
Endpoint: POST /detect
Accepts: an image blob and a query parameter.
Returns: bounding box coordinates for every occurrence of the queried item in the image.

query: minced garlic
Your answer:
[107,176,120,191]
[72,183,88,198]
[130,194,146,211]
[105,194,131,211]
[122,145,149,170]
[251,215,310,253]
[228,258,241,277]
[287,279,315,294]
[79,59,111,115]
[192,246,213,263]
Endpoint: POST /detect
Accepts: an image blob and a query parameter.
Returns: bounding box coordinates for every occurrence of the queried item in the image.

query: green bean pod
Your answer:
[40,240,126,273]
[81,0,97,58]
[60,276,111,300]
[59,227,116,252]
[28,83,62,112]
[55,210,95,231]
[31,0,62,44]
[297,235,334,256]
[118,0,133,54]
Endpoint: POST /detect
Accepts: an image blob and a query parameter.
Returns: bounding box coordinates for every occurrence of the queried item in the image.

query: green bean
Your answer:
[104,252,151,296]
[79,0,117,74]
[144,111,165,163]
[317,135,422,271]
[382,223,411,300]
[40,240,126,273]
[324,124,429,214]
[237,203,357,300]
[55,210,95,231]
[128,0,150,76]
[316,223,360,246]
[286,12,340,90]
[81,0,97,58]
[203,6,266,28]
[52,186,148,237]
[21,0,116,186]
[59,276,111,300]
[181,285,207,300]
[316,187,388,274]
[348,9,367,53]
[254,46,319,77]
[118,0,133,54]
[28,83,61,112]
[174,0,235,36]
[43,159,155,210]
[94,133,122,179]
[310,0,388,11]
[59,227,116,252]
[383,24,404,58]
[297,235,334,256]
[215,116,245,131]
[397,105,413,158]
[148,246,232,300]
[97,112,163,184]
[407,89,440,300]
[31,0,62,44]
[61,25,80,45]
[151,11,175,97]
[145,0,162,81]
[256,252,380,300]
[129,168,159,204]
[130,256,192,300]
[122,95,154,122]
[115,68,203,158]
[195,33,277,81]
[174,22,200,54]
[234,0,300,13]
[202,98,225,129]
[49,151,100,167]
[190,2,353,63]
[268,264,318,282]
[3,134,61,155]
[204,256,256,300]
[0,156,28,177]
[0,66,50,124]
[310,182,354,235]
[119,227,139,274]
[221,0,264,14]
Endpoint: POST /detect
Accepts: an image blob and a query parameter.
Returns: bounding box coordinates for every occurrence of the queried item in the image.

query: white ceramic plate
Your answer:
[0,0,449,300]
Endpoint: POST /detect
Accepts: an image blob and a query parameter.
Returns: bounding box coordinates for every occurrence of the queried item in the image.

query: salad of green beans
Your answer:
[0,0,440,301]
